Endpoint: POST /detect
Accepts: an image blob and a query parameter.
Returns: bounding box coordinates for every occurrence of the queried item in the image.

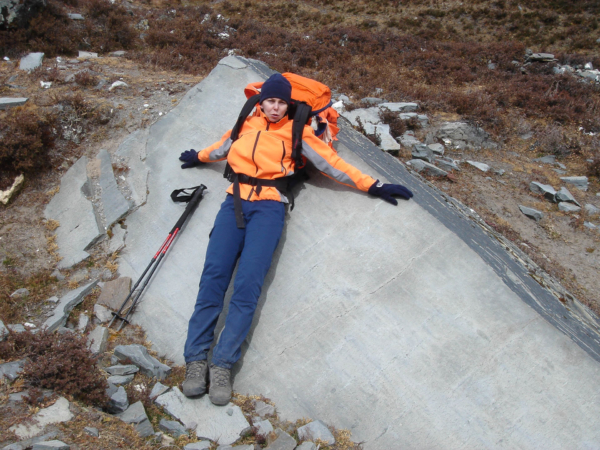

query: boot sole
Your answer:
[208,392,231,406]
[182,384,207,398]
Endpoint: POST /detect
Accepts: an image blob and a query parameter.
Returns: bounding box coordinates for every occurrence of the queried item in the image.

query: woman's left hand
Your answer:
[368,180,413,205]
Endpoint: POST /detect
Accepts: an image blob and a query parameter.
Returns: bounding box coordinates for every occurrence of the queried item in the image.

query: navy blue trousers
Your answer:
[183,195,285,369]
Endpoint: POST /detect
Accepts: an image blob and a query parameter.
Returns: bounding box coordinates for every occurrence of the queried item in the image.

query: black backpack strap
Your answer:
[171,186,203,203]
[291,102,312,169]
[230,94,261,142]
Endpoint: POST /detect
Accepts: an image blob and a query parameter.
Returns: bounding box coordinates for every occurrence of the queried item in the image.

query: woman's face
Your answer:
[261,98,288,123]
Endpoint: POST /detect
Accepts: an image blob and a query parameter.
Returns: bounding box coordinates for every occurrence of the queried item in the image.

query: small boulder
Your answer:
[149,381,170,399]
[584,204,600,216]
[253,400,275,418]
[108,386,129,413]
[84,427,99,437]
[19,52,44,71]
[407,159,448,177]
[113,344,171,379]
[78,51,98,59]
[0,359,26,381]
[94,304,113,323]
[467,161,490,172]
[0,98,29,110]
[519,205,544,222]
[87,326,108,354]
[529,182,556,202]
[560,176,588,191]
[77,314,89,332]
[109,81,129,91]
[412,144,434,163]
[297,420,335,445]
[107,374,135,386]
[427,143,444,155]
[253,419,273,437]
[10,288,30,298]
[117,400,154,437]
[266,428,296,450]
[558,203,581,213]
[555,187,580,206]
[67,13,84,20]
[32,440,70,450]
[106,364,139,376]
[159,418,189,438]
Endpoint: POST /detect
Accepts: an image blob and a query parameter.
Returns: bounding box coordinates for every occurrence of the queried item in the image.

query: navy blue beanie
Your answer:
[260,73,292,104]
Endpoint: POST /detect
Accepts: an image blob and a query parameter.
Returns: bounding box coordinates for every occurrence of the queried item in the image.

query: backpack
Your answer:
[225,73,339,228]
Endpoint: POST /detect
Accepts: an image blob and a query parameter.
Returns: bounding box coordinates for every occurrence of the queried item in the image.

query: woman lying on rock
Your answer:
[178,73,413,405]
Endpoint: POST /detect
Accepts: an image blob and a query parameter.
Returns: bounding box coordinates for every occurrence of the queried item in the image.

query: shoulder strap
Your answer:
[291,102,312,168]
[230,94,261,142]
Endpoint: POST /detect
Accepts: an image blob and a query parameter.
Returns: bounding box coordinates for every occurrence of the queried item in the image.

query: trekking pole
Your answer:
[109,184,207,331]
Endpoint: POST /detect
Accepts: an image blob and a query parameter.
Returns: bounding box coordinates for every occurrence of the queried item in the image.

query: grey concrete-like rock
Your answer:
[77,313,89,332]
[19,52,44,71]
[253,400,275,417]
[106,364,139,376]
[266,428,296,450]
[113,344,171,379]
[44,157,103,268]
[83,427,99,437]
[0,97,28,110]
[184,442,212,450]
[10,288,30,298]
[156,387,249,445]
[43,281,97,332]
[561,176,588,191]
[467,160,490,172]
[407,159,448,177]
[10,397,73,439]
[96,277,132,310]
[115,128,150,208]
[558,202,581,213]
[159,418,188,438]
[434,156,460,172]
[412,144,434,163]
[253,419,273,436]
[97,149,131,229]
[556,187,580,206]
[87,326,108,354]
[94,304,113,323]
[379,102,418,112]
[340,107,381,128]
[117,400,155,437]
[107,374,134,385]
[427,143,444,155]
[108,386,129,414]
[519,205,544,221]
[530,181,557,201]
[436,122,492,150]
[585,204,600,215]
[297,420,335,445]
[31,441,70,450]
[0,359,25,381]
[149,381,169,399]
[116,56,600,450]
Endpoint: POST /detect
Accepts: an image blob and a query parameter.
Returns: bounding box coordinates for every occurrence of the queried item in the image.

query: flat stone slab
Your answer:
[10,397,73,439]
[561,176,588,191]
[556,187,580,206]
[43,281,97,332]
[31,441,70,450]
[155,387,249,445]
[117,400,154,437]
[467,160,490,172]
[116,56,600,450]
[0,359,25,381]
[107,374,134,385]
[530,181,556,201]
[19,52,44,71]
[519,205,544,221]
[44,157,103,268]
[44,283,96,329]
[96,277,132,310]
[559,202,581,213]
[297,420,335,445]
[0,97,28,110]
[97,149,131,229]
[379,102,418,112]
[87,326,108,354]
[113,344,171,379]
[407,159,448,177]
[106,364,139,376]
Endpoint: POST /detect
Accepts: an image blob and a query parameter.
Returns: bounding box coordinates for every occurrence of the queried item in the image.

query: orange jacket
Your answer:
[197,114,376,202]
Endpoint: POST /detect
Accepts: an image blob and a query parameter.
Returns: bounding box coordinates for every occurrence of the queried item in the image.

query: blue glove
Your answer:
[179,149,203,169]
[368,180,413,205]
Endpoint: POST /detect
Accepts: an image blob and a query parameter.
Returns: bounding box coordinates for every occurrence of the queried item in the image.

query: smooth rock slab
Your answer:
[106,364,139,376]
[31,441,70,450]
[0,97,28,110]
[107,374,134,385]
[10,397,73,439]
[559,203,581,213]
[113,344,171,379]
[96,277,132,310]
[561,176,588,191]
[530,181,556,201]
[265,428,296,450]
[43,281,97,332]
[117,400,154,437]
[407,159,448,177]
[0,359,25,381]
[44,156,103,268]
[159,418,188,438]
[108,386,129,413]
[156,387,249,445]
[97,149,131,228]
[556,187,580,206]
[19,52,44,71]
[519,205,544,222]
[149,381,169,399]
[297,420,335,445]
[467,160,490,172]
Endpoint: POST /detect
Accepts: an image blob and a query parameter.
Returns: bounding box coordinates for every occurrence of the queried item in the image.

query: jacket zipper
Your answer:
[247,130,261,200]
[280,142,287,175]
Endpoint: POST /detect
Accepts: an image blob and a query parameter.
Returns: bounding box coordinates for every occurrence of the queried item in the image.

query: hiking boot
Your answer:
[209,364,232,406]
[182,360,208,398]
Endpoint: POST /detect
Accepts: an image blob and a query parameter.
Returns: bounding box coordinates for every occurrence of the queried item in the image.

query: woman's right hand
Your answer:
[179,149,203,169]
